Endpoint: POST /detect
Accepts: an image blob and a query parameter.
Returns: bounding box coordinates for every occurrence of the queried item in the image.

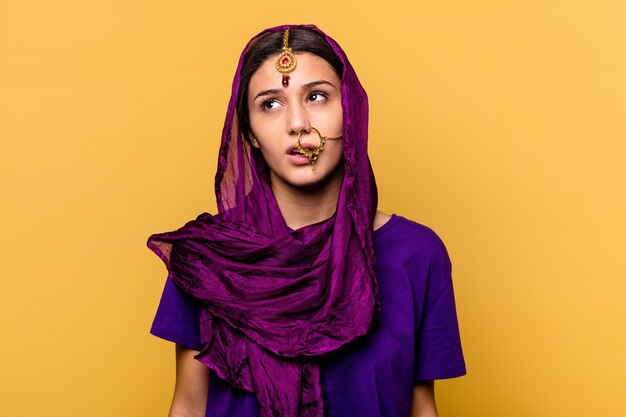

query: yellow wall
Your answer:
[1,1,624,416]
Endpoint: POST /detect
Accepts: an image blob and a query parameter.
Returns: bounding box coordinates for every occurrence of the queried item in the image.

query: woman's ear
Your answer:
[248,134,260,149]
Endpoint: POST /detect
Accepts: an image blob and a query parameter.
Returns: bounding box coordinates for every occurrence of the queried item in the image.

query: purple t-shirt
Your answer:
[151,214,466,416]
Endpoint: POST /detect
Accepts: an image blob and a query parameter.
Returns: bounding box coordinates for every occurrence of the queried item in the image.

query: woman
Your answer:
[148,24,466,417]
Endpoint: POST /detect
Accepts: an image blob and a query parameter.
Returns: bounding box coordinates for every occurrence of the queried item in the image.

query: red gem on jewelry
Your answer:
[282,74,290,87]
[282,57,290,64]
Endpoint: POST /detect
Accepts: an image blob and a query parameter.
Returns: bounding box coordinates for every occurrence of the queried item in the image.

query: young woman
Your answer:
[147,24,466,417]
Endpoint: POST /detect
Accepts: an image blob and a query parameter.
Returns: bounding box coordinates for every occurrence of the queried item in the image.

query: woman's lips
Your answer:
[286,143,317,154]
[285,143,317,166]
[287,153,311,165]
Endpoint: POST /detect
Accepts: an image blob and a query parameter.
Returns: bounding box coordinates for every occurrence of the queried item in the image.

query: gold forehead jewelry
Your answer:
[296,127,342,170]
[275,30,297,87]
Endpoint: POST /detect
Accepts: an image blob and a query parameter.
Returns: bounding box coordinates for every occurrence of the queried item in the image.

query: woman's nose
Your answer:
[286,101,311,135]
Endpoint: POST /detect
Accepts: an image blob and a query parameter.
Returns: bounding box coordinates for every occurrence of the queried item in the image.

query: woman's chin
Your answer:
[271,163,344,192]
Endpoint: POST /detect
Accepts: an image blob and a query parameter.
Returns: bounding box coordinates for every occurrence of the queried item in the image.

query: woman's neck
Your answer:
[270,166,344,230]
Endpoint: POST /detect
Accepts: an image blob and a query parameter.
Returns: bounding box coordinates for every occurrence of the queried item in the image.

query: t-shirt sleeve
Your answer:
[150,275,202,351]
[414,234,467,381]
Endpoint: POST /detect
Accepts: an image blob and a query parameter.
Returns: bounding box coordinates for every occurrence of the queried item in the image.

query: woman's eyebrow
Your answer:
[302,80,336,90]
[253,88,282,101]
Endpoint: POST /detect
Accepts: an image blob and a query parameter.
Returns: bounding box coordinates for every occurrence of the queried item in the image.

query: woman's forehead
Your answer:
[248,52,341,95]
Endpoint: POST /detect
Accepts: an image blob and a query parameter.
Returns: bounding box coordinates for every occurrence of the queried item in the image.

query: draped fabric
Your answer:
[147,24,379,417]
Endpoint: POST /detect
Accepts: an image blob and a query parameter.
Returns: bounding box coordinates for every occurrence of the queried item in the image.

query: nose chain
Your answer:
[296,127,342,170]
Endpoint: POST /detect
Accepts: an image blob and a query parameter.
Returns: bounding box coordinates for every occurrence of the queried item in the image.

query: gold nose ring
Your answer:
[296,127,342,170]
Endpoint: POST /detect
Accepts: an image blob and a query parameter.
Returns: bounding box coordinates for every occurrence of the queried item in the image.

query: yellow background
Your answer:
[1,0,624,415]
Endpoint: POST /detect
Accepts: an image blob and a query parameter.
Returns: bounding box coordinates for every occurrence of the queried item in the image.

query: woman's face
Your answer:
[247,52,343,190]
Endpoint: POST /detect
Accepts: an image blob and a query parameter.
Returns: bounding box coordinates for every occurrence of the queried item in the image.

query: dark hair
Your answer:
[236,28,344,142]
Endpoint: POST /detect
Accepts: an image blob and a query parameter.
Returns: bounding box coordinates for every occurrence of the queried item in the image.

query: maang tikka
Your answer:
[275,30,297,87]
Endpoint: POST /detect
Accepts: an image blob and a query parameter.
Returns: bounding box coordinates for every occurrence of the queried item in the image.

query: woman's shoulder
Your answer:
[374,211,449,257]
[373,210,393,231]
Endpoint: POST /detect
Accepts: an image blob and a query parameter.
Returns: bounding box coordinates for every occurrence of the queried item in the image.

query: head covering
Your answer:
[147,24,379,417]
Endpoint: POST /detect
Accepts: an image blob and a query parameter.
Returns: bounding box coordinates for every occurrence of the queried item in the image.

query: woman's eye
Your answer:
[308,92,328,102]
[261,99,279,111]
